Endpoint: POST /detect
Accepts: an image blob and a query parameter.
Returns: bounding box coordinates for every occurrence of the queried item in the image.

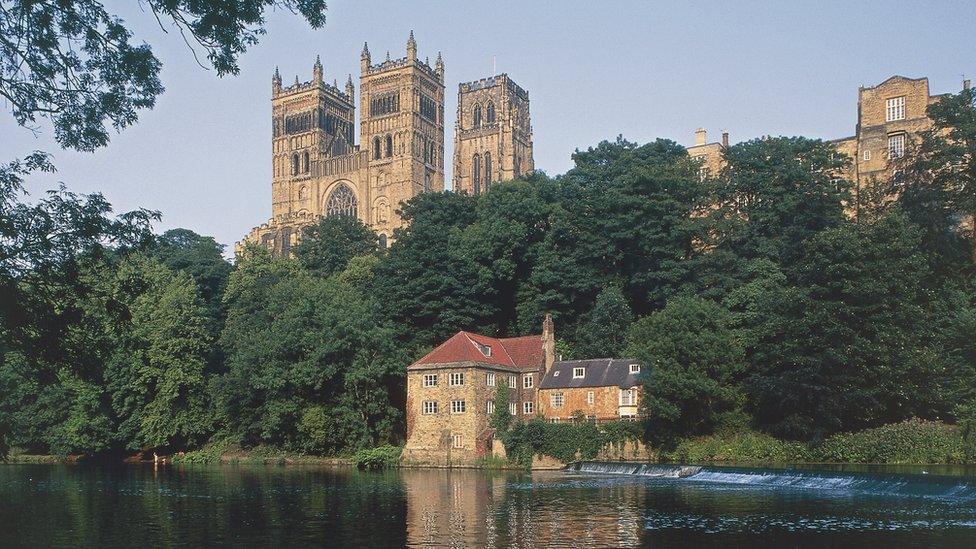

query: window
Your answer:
[889,134,906,159]
[472,154,481,194]
[551,392,564,408]
[523,401,534,415]
[473,105,482,128]
[509,375,517,389]
[573,367,585,379]
[302,151,310,174]
[509,403,517,415]
[385,134,393,158]
[486,101,496,124]
[553,371,560,377]
[484,152,492,189]
[291,153,299,176]
[629,363,641,374]
[886,96,906,122]
[422,401,438,414]
[620,388,637,406]
[373,136,381,160]
[476,342,491,357]
[486,373,496,387]
[863,149,872,162]
[298,185,308,200]
[451,400,466,414]
[449,372,464,386]
[326,184,358,218]
[587,391,594,405]
[452,434,463,448]
[487,401,495,415]
[423,374,438,387]
[523,374,534,389]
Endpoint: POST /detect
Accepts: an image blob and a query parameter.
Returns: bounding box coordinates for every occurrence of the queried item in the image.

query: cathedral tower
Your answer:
[453,74,533,194]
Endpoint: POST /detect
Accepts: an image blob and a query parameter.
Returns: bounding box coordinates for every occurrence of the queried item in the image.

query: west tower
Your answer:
[453,74,533,194]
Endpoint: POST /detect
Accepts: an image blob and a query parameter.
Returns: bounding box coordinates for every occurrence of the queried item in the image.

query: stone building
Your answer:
[452,74,535,194]
[239,32,446,254]
[685,127,729,181]
[537,359,643,423]
[402,316,556,466]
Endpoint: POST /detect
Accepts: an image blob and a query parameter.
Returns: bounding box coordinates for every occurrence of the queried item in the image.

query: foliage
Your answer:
[501,418,643,467]
[0,0,328,151]
[352,445,402,470]
[294,215,379,277]
[489,380,512,432]
[816,419,966,464]
[667,431,812,463]
[575,285,633,358]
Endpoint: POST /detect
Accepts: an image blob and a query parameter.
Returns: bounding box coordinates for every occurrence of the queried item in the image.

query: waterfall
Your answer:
[568,461,976,501]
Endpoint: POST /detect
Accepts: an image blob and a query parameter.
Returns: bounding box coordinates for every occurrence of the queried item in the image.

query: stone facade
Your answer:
[238,32,446,254]
[452,74,534,194]
[537,385,638,423]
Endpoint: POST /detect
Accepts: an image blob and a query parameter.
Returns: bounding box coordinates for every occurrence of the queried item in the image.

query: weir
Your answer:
[568,461,976,502]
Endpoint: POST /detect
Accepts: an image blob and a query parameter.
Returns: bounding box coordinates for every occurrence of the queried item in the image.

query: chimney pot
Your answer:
[694,128,707,146]
[722,131,730,147]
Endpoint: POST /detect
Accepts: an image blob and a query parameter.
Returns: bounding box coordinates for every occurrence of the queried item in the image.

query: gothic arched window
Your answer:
[302,151,310,173]
[473,105,482,128]
[486,101,496,124]
[472,154,481,194]
[373,137,381,160]
[484,152,492,190]
[326,184,358,218]
[385,134,393,157]
[299,185,308,200]
[291,153,299,176]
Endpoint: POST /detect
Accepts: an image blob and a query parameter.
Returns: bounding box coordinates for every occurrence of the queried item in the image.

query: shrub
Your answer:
[352,445,402,470]
[668,431,812,463]
[501,418,643,467]
[172,437,236,464]
[815,419,965,464]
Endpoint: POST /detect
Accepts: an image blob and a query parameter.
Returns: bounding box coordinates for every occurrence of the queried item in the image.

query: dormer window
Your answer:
[553,371,560,377]
[476,342,491,357]
[573,367,585,379]
[629,364,641,374]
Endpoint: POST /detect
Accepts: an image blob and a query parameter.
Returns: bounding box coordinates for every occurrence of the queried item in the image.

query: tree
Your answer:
[575,285,633,358]
[626,295,746,447]
[293,215,378,277]
[1,0,327,151]
[150,228,232,318]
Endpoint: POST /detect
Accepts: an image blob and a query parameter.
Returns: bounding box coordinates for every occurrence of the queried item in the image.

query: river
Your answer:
[1,462,975,547]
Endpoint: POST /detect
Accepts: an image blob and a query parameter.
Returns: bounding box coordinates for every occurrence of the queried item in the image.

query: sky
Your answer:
[3,0,975,252]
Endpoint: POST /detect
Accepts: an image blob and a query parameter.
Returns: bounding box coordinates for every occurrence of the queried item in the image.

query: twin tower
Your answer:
[240,32,534,255]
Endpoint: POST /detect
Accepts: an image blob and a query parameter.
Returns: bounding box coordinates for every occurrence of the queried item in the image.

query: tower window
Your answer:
[472,154,481,194]
[302,151,310,173]
[298,186,308,200]
[385,134,393,158]
[473,105,482,128]
[373,137,381,160]
[291,153,299,176]
[886,96,906,122]
[325,184,358,218]
[486,101,496,124]
[484,152,492,190]
[888,134,906,159]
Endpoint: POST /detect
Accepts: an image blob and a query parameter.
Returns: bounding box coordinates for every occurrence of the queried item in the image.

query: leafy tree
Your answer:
[626,295,746,447]
[575,285,633,358]
[293,215,378,276]
[1,0,328,151]
[150,228,232,318]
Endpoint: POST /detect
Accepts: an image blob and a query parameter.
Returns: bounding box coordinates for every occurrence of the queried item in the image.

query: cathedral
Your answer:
[238,32,535,255]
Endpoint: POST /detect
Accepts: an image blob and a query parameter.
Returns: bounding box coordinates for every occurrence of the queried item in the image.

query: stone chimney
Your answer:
[722,131,730,147]
[541,313,555,375]
[695,128,707,146]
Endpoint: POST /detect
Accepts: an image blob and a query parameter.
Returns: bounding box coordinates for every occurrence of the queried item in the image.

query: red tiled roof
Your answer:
[411,331,544,371]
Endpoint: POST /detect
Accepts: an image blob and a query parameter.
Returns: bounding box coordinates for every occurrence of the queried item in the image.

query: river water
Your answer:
[1,462,975,547]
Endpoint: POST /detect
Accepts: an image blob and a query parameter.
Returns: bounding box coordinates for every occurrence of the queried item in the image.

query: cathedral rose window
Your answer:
[326,184,358,218]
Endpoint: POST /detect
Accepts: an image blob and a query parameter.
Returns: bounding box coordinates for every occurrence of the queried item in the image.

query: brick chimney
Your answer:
[694,128,707,146]
[541,313,555,375]
[722,131,730,147]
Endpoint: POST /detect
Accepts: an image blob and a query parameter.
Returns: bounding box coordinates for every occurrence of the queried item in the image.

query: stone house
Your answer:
[401,316,556,466]
[537,359,643,423]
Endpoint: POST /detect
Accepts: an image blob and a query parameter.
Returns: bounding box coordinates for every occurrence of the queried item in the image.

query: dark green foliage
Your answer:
[501,418,642,467]
[815,419,967,464]
[575,285,633,358]
[293,215,379,276]
[352,445,402,469]
[489,381,512,432]
[150,229,232,319]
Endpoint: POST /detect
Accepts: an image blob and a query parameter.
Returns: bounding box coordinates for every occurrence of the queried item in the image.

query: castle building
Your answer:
[239,32,447,254]
[452,74,534,194]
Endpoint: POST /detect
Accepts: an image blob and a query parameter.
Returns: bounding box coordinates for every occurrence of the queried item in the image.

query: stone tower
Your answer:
[453,74,533,194]
[359,31,446,238]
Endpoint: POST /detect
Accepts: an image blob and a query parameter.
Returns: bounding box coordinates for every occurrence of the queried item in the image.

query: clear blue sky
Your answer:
[3,0,974,251]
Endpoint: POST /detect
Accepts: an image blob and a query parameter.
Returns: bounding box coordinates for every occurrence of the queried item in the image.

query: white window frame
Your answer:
[486,372,496,387]
[422,401,438,414]
[587,391,595,405]
[476,342,491,357]
[451,400,466,414]
[522,373,534,389]
[888,134,906,159]
[886,96,906,122]
[629,363,641,374]
[487,400,495,415]
[449,372,464,386]
[509,402,517,415]
[508,375,517,388]
[523,401,534,415]
[452,434,463,449]
[551,392,564,408]
[862,149,871,162]
[423,374,438,387]
[573,367,585,379]
[619,388,637,406]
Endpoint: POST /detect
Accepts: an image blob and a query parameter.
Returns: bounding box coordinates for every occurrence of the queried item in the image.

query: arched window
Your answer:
[424,171,431,192]
[385,134,393,157]
[373,137,381,160]
[473,105,482,128]
[299,185,308,200]
[486,101,496,124]
[291,153,299,175]
[472,154,481,194]
[326,184,358,218]
[484,152,492,190]
[302,151,310,173]
[422,138,429,163]
[379,234,388,249]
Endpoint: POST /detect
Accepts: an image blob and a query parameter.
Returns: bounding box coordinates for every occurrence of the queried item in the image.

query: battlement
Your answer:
[275,78,352,104]
[459,74,528,100]
[364,57,440,81]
